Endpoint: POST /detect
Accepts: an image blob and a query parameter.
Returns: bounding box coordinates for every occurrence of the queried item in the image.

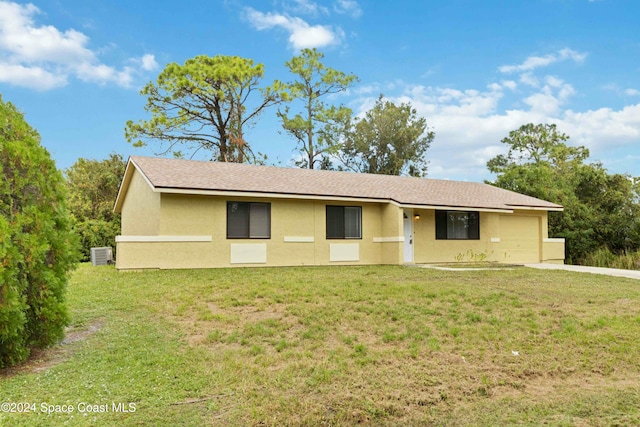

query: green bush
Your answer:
[581,247,640,270]
[0,95,78,368]
[65,154,125,262]
[73,219,120,262]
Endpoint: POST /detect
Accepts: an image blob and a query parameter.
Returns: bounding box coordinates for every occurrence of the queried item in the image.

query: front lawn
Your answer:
[2,264,640,426]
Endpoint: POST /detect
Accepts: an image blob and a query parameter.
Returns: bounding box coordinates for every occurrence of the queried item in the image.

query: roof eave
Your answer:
[153,186,390,204]
[150,187,557,213]
[394,201,513,213]
[507,204,564,212]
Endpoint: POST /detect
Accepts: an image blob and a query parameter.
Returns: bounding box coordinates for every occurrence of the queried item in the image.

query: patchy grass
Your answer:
[2,264,640,426]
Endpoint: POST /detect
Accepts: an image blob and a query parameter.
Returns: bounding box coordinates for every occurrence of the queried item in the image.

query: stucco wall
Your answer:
[412,209,562,264]
[117,193,403,269]
[379,203,404,265]
[116,180,564,269]
[120,169,160,236]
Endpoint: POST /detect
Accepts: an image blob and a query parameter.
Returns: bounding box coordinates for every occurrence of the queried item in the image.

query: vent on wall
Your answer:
[90,247,113,266]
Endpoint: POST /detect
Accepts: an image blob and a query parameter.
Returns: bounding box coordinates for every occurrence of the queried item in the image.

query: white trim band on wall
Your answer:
[115,235,212,243]
[543,238,565,243]
[373,236,405,243]
[284,236,315,243]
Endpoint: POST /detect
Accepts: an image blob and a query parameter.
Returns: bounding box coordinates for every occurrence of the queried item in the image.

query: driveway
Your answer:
[525,263,640,280]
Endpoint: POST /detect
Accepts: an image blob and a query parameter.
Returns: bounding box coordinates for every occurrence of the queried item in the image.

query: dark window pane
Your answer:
[227,202,249,238]
[448,212,469,239]
[326,206,345,239]
[468,212,479,239]
[249,203,270,238]
[436,210,448,239]
[435,210,480,240]
[344,206,362,238]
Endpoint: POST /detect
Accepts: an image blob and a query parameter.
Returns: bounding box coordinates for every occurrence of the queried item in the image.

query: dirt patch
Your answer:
[0,318,104,377]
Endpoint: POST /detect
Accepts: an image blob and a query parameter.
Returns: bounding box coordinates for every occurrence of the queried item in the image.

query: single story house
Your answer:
[113,156,565,270]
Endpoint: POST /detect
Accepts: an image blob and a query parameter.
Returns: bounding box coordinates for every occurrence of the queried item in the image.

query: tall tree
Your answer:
[487,123,588,174]
[340,95,434,176]
[65,154,126,261]
[487,123,640,263]
[0,95,78,368]
[276,48,358,169]
[125,55,281,162]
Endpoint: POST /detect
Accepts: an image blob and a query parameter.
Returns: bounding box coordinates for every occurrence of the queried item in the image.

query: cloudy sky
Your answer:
[0,0,638,181]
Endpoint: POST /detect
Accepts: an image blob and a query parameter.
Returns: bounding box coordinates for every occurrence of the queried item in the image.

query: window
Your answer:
[227,202,271,239]
[326,206,362,239]
[435,211,479,240]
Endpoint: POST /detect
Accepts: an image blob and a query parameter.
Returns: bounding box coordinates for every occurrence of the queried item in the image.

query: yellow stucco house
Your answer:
[113,156,565,270]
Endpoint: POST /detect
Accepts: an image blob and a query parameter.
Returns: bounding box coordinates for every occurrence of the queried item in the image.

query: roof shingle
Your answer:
[126,156,563,211]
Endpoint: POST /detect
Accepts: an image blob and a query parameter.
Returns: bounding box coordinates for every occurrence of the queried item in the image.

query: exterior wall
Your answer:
[542,239,565,264]
[117,193,405,269]
[116,182,563,269]
[378,204,404,264]
[497,212,542,264]
[412,209,565,264]
[120,169,160,236]
[413,210,500,264]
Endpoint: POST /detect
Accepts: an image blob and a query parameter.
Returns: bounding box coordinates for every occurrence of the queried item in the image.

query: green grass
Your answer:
[2,264,640,426]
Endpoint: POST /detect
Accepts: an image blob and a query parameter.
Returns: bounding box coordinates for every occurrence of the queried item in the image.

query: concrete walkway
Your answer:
[525,263,640,280]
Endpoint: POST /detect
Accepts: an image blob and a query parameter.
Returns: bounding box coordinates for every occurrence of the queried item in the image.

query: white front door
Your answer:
[403,209,413,263]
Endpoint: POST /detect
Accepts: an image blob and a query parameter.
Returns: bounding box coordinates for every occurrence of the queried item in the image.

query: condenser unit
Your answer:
[90,247,113,266]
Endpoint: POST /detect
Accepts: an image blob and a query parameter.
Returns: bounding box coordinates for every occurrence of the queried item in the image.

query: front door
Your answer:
[403,209,413,263]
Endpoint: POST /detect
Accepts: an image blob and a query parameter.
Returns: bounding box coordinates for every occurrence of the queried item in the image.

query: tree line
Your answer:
[125,49,434,176]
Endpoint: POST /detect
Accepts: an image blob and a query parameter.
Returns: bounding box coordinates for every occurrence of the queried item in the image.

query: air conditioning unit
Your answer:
[90,247,113,266]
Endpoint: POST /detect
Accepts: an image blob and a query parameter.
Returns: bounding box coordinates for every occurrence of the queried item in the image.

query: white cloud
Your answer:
[353,83,379,95]
[524,92,561,115]
[289,0,329,16]
[333,0,362,18]
[75,62,135,87]
[519,72,539,87]
[244,7,342,50]
[561,104,640,149]
[351,50,639,181]
[499,48,587,74]
[0,63,67,91]
[603,84,640,97]
[501,80,517,90]
[139,54,159,71]
[0,1,156,90]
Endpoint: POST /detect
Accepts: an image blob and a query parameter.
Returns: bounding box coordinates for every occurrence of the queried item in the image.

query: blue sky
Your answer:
[0,0,638,181]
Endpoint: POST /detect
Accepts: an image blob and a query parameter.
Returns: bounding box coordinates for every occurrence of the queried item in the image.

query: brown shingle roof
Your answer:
[124,156,563,211]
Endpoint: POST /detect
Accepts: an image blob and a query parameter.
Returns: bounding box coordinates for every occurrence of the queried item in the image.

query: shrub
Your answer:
[581,247,640,270]
[73,219,121,262]
[65,154,125,262]
[0,95,78,368]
